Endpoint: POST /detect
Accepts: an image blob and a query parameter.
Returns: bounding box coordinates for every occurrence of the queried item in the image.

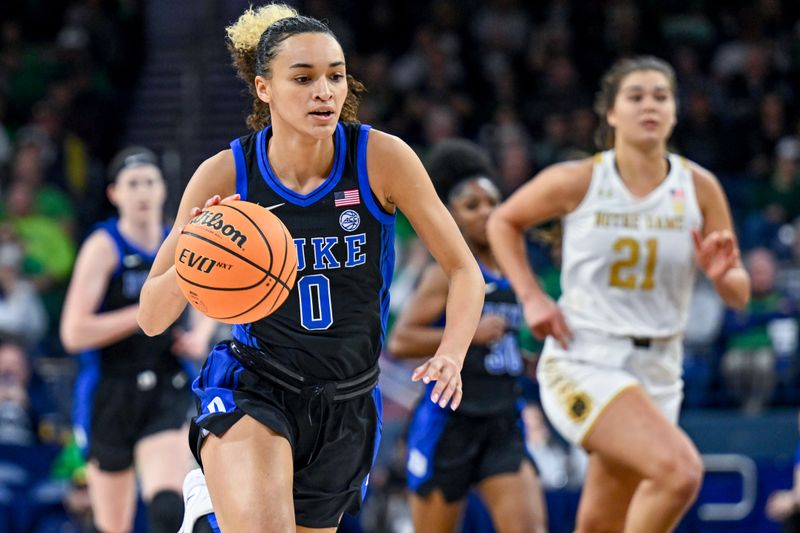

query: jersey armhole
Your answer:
[98,223,126,278]
[357,125,395,225]
[684,158,705,230]
[231,138,248,201]
[564,153,604,222]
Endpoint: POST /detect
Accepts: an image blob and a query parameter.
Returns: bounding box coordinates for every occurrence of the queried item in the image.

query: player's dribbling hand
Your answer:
[412,354,463,410]
[189,194,241,218]
[692,228,740,283]
[523,294,571,349]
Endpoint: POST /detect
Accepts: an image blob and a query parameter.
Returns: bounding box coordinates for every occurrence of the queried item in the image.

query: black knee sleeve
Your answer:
[148,490,184,533]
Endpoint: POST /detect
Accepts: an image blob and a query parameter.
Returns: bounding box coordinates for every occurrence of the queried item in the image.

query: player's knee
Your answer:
[672,449,704,503]
[148,490,184,533]
[652,446,703,503]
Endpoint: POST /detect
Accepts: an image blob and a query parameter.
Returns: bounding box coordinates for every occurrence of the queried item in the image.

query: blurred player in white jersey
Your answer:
[488,56,751,532]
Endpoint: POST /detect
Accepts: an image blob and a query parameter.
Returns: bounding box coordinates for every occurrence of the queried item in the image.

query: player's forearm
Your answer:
[138,266,188,336]
[436,261,484,363]
[387,326,444,359]
[713,266,750,310]
[487,212,545,302]
[60,305,140,353]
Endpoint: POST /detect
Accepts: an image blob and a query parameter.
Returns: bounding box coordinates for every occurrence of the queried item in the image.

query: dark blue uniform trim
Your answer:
[406,392,449,490]
[73,350,100,455]
[206,512,221,533]
[193,343,246,425]
[255,124,346,206]
[356,125,395,225]
[379,224,395,345]
[362,386,383,502]
[231,138,249,201]
[477,261,511,291]
[231,323,257,348]
[94,219,167,278]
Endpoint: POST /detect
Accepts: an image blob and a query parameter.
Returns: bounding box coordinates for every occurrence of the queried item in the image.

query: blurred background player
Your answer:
[60,147,202,533]
[488,56,750,533]
[389,138,547,533]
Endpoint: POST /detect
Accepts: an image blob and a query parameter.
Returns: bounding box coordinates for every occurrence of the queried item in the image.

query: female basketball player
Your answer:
[388,139,546,533]
[487,56,751,533]
[60,147,195,533]
[137,4,483,532]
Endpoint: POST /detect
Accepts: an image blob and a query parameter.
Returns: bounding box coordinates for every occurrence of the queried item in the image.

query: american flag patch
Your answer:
[334,189,360,207]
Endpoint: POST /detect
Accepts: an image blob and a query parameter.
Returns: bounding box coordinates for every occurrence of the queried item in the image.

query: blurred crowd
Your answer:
[1,0,800,531]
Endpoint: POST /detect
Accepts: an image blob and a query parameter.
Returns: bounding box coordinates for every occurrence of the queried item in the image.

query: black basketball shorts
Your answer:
[74,367,193,472]
[190,342,382,529]
[405,400,533,502]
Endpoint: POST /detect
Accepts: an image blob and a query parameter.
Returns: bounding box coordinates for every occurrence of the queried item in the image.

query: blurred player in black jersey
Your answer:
[61,147,209,533]
[389,139,547,533]
[136,3,484,533]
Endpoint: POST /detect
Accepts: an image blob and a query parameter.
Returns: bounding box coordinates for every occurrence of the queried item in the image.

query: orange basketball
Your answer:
[174,200,297,324]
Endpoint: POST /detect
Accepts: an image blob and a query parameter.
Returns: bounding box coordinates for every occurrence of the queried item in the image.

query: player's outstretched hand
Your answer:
[189,194,241,218]
[692,228,739,283]
[523,294,571,349]
[411,354,463,411]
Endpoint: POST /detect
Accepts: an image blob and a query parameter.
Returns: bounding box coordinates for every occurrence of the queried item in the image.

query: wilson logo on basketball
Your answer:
[177,248,232,274]
[191,211,248,248]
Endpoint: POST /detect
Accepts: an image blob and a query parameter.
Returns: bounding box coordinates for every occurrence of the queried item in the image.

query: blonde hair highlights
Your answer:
[226,4,298,54]
[226,3,365,131]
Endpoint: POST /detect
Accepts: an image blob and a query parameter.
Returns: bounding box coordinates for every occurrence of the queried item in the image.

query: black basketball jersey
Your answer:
[80,219,180,376]
[455,263,524,416]
[229,122,396,381]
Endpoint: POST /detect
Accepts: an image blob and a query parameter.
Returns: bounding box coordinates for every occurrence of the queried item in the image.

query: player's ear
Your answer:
[106,182,118,205]
[606,107,618,129]
[255,76,271,104]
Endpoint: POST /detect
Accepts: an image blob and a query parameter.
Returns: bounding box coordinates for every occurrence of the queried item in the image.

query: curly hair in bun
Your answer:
[226,4,365,131]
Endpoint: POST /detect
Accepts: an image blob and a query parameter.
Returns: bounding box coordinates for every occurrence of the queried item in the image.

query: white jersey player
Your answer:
[488,56,751,533]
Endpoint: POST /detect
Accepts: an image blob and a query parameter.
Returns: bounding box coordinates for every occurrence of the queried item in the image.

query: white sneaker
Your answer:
[178,468,214,533]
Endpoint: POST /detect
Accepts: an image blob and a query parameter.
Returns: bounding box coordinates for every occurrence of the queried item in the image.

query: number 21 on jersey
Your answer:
[609,237,658,290]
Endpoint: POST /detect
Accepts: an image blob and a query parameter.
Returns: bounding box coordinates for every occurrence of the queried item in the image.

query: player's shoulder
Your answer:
[201,149,235,170]
[681,156,723,197]
[533,156,596,211]
[84,223,117,251]
[188,149,237,196]
[76,226,119,270]
[364,128,411,159]
[540,156,596,182]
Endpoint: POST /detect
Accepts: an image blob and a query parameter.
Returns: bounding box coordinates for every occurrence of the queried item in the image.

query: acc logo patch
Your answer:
[567,392,592,422]
[339,209,360,231]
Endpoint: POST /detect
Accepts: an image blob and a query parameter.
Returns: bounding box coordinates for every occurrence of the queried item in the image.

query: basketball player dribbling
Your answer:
[487,56,751,532]
[60,147,198,533]
[137,4,484,532]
